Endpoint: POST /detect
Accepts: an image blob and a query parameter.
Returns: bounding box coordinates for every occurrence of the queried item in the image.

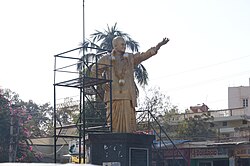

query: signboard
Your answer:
[235,147,250,157]
[69,140,83,154]
[163,149,189,159]
[191,148,228,159]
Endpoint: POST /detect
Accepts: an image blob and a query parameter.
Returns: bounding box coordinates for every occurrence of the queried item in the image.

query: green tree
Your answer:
[0,90,11,161]
[138,86,173,116]
[56,97,79,125]
[0,89,42,162]
[84,99,106,128]
[55,97,107,131]
[137,86,178,133]
[177,113,217,141]
[21,100,53,137]
[79,23,149,86]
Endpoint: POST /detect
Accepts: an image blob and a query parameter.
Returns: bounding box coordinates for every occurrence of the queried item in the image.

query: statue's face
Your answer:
[114,38,126,54]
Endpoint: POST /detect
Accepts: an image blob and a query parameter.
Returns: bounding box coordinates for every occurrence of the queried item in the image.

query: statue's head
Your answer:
[112,36,126,54]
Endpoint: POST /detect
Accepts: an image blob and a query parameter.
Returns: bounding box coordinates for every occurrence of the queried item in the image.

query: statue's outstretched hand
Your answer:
[156,37,169,50]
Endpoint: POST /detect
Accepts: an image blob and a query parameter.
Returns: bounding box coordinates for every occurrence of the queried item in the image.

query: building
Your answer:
[31,127,78,163]
[228,78,250,114]
[157,78,250,165]
[213,78,250,140]
[190,103,209,113]
[169,78,250,141]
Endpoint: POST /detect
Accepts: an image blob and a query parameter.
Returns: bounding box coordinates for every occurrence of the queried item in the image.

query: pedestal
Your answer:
[86,133,155,166]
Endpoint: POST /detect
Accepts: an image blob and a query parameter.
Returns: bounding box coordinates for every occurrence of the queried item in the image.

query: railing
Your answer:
[137,110,189,166]
[166,107,247,125]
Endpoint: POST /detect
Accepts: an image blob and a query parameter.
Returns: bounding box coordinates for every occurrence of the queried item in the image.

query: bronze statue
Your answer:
[94,36,169,133]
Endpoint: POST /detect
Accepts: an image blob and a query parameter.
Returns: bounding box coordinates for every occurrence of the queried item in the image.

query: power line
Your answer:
[165,70,250,92]
[151,54,250,80]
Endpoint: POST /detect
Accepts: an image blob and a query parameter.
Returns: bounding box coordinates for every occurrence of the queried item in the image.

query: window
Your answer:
[243,99,248,107]
[243,120,247,125]
[222,121,227,126]
[130,148,148,166]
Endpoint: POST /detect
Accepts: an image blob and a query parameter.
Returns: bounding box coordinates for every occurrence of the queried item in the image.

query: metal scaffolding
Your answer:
[53,46,112,163]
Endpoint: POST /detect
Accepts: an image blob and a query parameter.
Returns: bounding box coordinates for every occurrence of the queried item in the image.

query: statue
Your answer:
[93,36,169,133]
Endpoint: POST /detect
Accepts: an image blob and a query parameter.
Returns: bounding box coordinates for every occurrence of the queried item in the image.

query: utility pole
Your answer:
[9,114,14,162]
[13,122,20,161]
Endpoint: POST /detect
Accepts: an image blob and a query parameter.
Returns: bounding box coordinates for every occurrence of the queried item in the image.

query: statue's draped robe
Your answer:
[95,47,157,133]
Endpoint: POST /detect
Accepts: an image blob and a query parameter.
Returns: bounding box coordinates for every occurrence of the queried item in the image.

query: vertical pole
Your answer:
[82,74,86,164]
[79,87,82,164]
[160,127,162,152]
[83,0,85,44]
[79,67,86,164]
[147,110,150,132]
[53,56,57,163]
[9,115,13,162]
[109,58,113,132]
[82,0,86,163]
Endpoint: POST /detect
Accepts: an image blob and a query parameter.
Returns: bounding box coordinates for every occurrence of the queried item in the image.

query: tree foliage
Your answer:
[176,113,217,141]
[0,90,11,161]
[79,23,149,86]
[55,97,107,129]
[136,87,217,141]
[56,97,79,126]
[0,88,54,162]
[21,100,53,137]
[91,23,139,52]
[0,89,42,162]
[137,86,178,132]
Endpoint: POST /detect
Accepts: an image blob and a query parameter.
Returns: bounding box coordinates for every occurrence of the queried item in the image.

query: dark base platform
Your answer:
[86,133,155,166]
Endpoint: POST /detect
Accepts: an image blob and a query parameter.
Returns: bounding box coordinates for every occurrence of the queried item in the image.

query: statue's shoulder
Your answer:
[98,53,111,62]
[124,53,135,61]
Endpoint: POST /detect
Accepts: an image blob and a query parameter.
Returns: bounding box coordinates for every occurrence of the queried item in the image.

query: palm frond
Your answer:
[87,23,148,86]
[91,30,106,43]
[134,64,148,86]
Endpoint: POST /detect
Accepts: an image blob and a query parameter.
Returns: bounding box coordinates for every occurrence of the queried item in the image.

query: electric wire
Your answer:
[151,54,250,80]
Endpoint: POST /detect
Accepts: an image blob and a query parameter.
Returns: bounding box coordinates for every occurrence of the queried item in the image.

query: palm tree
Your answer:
[78,23,149,86]
[91,23,139,53]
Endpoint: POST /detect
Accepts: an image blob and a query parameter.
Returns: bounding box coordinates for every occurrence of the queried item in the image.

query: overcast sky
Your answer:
[0,0,249,111]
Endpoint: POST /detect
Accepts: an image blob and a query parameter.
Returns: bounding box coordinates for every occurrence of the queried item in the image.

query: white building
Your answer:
[212,78,250,140]
[167,78,250,141]
[228,78,250,115]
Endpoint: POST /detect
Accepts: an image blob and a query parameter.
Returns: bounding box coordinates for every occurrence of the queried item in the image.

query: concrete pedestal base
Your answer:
[86,133,155,166]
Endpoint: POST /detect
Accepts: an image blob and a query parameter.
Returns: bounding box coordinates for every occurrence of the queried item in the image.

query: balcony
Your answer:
[167,107,249,124]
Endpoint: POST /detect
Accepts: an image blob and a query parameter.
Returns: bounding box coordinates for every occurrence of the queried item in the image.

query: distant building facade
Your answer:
[228,78,250,115]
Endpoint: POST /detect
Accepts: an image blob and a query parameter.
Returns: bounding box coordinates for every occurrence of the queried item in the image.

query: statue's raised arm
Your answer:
[156,37,170,51]
[96,36,170,133]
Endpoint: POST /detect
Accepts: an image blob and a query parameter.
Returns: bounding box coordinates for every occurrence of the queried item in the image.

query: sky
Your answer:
[0,0,249,111]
